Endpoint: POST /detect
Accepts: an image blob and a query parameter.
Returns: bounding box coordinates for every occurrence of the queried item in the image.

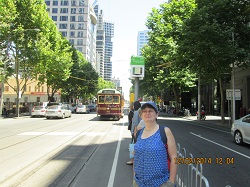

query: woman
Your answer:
[133,101,177,187]
[126,101,141,165]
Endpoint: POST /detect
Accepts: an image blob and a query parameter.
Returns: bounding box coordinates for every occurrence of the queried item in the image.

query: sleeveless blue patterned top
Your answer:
[134,128,169,187]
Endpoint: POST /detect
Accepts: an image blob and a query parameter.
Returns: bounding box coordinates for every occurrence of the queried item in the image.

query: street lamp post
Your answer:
[232,32,235,123]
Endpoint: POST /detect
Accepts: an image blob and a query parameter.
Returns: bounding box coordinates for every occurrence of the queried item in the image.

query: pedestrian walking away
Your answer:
[133,101,177,187]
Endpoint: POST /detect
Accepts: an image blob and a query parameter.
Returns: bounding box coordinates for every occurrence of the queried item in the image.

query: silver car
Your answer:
[76,105,90,114]
[231,114,250,145]
[31,106,47,117]
[45,105,72,119]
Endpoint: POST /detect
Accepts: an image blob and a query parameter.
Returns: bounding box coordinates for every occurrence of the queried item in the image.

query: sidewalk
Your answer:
[0,113,31,120]
[158,112,232,130]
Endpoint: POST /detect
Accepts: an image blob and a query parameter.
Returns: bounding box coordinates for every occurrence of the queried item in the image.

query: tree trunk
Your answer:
[219,78,225,124]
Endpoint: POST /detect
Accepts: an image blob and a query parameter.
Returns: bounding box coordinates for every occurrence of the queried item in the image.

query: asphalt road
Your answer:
[0,113,249,187]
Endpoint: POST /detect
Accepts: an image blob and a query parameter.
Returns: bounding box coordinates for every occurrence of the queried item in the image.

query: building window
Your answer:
[52,16,57,21]
[45,1,50,6]
[79,0,84,6]
[60,8,68,13]
[70,23,75,29]
[61,31,67,37]
[78,16,84,22]
[37,97,40,102]
[71,8,76,14]
[59,24,67,29]
[47,8,50,12]
[78,8,84,13]
[77,39,83,45]
[78,23,84,29]
[70,31,75,37]
[53,1,58,5]
[78,31,83,37]
[69,39,74,45]
[77,47,83,52]
[61,0,69,6]
[71,0,76,6]
[52,8,58,13]
[60,16,68,21]
[70,16,76,22]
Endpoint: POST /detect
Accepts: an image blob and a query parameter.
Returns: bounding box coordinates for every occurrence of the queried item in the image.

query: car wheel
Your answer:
[46,117,50,119]
[62,114,65,119]
[234,131,243,145]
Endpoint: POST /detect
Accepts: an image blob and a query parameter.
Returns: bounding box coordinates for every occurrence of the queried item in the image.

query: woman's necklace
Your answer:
[144,123,157,132]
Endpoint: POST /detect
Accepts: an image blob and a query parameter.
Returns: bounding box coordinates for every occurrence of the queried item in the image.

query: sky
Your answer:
[97,0,166,100]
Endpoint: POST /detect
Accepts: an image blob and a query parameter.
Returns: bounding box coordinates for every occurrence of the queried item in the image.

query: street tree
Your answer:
[179,0,250,122]
[2,0,49,117]
[61,48,99,103]
[97,77,116,90]
[142,0,197,112]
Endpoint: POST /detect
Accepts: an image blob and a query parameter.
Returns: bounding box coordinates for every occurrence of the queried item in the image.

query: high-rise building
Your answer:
[94,5,105,78]
[137,30,148,56]
[45,0,98,69]
[104,21,114,81]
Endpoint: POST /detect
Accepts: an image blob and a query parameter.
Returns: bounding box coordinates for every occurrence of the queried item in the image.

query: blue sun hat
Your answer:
[141,101,158,113]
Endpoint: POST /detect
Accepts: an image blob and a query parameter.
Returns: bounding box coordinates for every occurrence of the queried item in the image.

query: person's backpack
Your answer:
[136,125,170,170]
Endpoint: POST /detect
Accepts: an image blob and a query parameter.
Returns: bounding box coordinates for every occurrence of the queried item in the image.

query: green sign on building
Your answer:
[130,56,145,65]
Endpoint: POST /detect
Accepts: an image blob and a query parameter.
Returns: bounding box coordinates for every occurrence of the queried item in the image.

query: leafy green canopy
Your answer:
[140,0,197,99]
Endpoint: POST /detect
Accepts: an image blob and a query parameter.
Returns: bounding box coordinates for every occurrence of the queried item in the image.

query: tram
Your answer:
[97,88,124,120]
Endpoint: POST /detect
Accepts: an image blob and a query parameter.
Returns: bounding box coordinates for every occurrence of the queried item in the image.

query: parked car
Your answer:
[69,105,77,113]
[88,104,96,112]
[31,106,47,117]
[76,105,90,114]
[47,102,62,107]
[231,114,250,145]
[45,105,72,119]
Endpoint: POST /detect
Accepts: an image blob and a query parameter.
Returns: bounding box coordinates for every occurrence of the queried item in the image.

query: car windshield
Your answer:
[48,105,59,109]
[78,105,86,108]
[34,106,44,110]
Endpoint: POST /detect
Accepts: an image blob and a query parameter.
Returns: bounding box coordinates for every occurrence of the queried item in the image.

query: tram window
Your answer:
[113,96,119,103]
[99,96,105,103]
[105,95,113,103]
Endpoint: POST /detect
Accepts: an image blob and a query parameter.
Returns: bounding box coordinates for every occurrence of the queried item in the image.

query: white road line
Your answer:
[18,132,107,136]
[190,132,250,159]
[107,121,125,187]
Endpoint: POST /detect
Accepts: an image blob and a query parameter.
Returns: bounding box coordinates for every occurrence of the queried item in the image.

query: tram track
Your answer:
[0,114,98,150]
[0,115,115,187]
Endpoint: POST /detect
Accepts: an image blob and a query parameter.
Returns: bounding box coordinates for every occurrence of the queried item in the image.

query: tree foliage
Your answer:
[141,0,197,110]
[61,48,99,102]
[178,0,250,121]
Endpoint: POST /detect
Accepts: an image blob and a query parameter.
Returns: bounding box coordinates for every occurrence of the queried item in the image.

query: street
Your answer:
[0,113,249,187]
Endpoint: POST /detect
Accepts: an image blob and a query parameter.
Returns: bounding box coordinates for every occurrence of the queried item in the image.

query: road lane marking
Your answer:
[190,132,250,159]
[18,132,107,136]
[107,121,125,187]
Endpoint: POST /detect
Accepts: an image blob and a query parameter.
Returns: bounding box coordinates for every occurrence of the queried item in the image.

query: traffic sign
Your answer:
[226,89,241,100]
[130,56,145,65]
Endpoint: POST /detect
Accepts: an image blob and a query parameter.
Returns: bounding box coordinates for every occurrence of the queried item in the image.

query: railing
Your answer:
[176,143,210,187]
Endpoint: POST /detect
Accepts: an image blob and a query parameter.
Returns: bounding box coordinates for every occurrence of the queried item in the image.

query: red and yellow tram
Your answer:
[97,88,124,120]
